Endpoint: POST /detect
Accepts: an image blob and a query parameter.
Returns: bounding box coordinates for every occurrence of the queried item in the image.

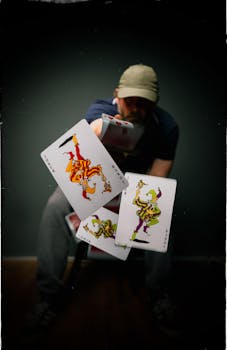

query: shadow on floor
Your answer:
[2,257,225,350]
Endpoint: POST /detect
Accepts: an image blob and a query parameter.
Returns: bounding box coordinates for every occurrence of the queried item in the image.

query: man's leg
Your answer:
[144,245,173,295]
[36,186,75,304]
[144,240,180,333]
[21,187,75,342]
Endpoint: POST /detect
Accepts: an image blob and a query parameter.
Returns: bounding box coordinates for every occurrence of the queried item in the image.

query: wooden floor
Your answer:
[2,257,225,350]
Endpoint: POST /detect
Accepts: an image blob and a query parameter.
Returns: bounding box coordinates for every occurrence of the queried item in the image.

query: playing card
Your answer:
[115,172,177,253]
[76,207,131,260]
[41,119,129,220]
[87,245,116,260]
[65,212,81,234]
[65,211,121,259]
[100,113,144,152]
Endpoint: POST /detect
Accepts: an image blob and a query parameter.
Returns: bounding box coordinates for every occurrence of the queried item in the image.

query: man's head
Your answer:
[115,64,159,123]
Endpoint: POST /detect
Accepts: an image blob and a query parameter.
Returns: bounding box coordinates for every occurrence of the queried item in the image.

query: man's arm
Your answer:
[90,119,175,178]
[147,158,173,178]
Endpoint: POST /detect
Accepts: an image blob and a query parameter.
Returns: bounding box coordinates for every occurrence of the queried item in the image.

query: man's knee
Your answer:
[47,188,71,216]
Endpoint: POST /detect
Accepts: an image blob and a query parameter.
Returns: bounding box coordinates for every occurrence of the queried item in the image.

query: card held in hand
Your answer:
[76,207,131,261]
[100,113,144,152]
[115,172,177,253]
[40,119,129,220]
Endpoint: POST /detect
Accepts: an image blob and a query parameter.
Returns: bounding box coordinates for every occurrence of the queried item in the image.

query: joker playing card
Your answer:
[41,119,129,220]
[76,207,131,261]
[115,172,177,253]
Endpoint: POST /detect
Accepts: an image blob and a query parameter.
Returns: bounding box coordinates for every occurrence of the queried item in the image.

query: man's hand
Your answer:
[114,114,123,120]
[90,114,123,137]
[90,118,103,137]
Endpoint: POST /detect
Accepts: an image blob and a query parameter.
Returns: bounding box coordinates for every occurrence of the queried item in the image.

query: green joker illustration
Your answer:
[131,180,162,242]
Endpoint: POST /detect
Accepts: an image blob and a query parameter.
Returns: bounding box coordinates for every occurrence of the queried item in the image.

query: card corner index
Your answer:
[40,150,47,162]
[120,255,128,262]
[161,245,168,253]
[79,118,89,127]
[124,171,133,179]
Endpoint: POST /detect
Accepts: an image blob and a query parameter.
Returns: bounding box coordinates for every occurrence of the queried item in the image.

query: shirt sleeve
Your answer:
[85,99,118,124]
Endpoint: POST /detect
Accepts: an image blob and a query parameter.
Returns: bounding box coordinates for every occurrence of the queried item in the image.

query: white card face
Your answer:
[76,207,131,261]
[41,119,129,220]
[115,172,177,253]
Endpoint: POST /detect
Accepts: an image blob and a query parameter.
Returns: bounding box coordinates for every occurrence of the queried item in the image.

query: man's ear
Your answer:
[114,89,120,105]
[113,88,119,98]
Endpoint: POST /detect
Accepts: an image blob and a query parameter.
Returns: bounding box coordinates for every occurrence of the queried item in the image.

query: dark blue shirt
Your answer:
[85,98,179,174]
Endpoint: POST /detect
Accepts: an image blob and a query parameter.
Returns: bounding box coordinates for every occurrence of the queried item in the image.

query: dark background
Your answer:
[1,0,225,258]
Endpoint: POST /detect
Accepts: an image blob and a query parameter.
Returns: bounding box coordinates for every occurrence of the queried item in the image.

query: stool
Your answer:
[66,238,145,293]
[65,199,144,291]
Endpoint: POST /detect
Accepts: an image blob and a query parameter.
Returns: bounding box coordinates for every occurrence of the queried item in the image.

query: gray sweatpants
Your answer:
[37,187,75,300]
[36,186,173,300]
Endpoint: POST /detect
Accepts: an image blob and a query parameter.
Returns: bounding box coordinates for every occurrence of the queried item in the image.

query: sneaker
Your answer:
[20,302,57,347]
[148,292,181,336]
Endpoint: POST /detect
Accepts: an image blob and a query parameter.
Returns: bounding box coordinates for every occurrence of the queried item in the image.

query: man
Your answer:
[24,64,179,335]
